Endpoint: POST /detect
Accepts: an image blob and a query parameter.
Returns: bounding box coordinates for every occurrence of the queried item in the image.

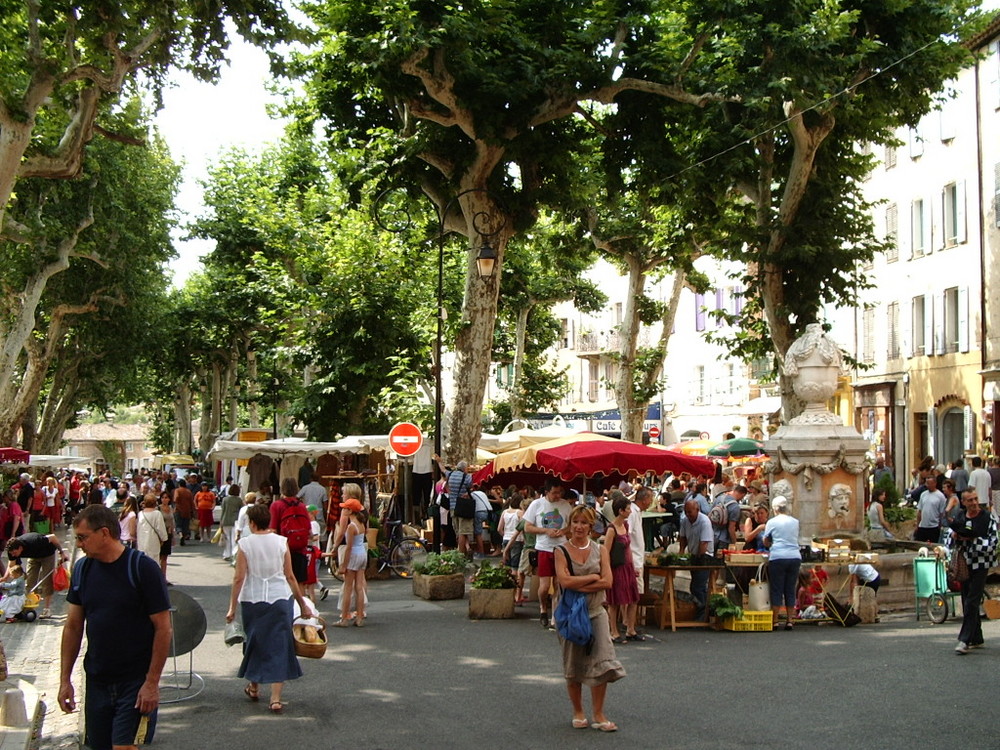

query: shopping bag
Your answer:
[52,563,70,592]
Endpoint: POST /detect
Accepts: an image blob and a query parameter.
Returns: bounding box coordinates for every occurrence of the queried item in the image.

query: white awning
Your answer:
[738,396,782,416]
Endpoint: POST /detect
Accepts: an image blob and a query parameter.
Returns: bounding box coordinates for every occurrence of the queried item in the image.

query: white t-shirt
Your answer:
[522,497,573,553]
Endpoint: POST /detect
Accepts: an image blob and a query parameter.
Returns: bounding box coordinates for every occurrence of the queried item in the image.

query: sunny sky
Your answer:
[154,38,289,288]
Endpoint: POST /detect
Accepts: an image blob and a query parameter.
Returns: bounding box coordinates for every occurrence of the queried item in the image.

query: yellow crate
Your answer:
[722,610,773,632]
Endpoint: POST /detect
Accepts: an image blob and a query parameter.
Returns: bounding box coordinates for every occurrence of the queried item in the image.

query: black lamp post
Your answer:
[434,189,503,458]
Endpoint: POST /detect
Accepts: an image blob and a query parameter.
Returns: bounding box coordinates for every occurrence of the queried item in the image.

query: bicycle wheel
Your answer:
[327,550,344,581]
[926,593,948,624]
[389,537,428,578]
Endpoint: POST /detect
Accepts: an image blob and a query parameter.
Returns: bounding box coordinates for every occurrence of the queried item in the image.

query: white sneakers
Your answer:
[955,641,970,654]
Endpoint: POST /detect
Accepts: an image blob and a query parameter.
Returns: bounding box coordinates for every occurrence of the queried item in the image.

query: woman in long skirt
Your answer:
[226,504,315,713]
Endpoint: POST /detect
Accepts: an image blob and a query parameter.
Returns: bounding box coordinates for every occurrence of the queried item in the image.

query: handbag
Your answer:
[224,619,246,646]
[211,526,223,544]
[554,548,593,650]
[948,546,970,584]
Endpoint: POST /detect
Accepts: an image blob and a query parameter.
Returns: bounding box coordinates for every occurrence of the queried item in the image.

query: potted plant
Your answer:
[412,550,467,600]
[468,561,517,619]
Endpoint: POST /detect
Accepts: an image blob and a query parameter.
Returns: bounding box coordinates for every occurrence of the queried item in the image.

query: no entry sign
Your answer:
[648,425,661,439]
[388,422,423,457]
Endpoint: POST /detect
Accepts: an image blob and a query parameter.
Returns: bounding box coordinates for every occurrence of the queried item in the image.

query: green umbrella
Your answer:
[707,438,766,458]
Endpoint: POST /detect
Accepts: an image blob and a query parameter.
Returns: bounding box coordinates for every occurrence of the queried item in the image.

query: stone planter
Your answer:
[412,572,465,601]
[468,588,516,619]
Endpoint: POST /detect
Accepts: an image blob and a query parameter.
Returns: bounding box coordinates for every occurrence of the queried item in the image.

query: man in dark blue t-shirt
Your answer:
[59,505,171,750]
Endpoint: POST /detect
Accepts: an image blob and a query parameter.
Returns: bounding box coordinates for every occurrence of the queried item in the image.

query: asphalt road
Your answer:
[152,543,996,750]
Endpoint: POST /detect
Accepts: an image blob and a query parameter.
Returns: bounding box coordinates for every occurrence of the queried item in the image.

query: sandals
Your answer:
[333,618,353,628]
[354,617,365,628]
[591,721,618,732]
[572,718,590,729]
[244,684,259,702]
[269,701,285,714]
[625,632,646,642]
[611,635,627,645]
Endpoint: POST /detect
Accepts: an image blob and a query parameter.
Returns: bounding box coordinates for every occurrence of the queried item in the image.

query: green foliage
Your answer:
[874,472,902,507]
[471,560,516,589]
[708,593,743,620]
[413,550,468,576]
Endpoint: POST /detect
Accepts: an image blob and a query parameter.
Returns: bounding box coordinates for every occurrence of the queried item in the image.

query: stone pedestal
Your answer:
[765,324,869,542]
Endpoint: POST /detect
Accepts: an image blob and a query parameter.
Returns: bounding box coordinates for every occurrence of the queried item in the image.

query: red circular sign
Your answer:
[388,422,423,457]
[648,426,661,439]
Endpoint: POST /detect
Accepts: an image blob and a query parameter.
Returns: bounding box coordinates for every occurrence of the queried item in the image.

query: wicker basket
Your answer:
[293,617,327,659]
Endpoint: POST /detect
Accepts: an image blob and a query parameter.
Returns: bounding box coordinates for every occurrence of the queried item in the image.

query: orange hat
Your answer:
[341,498,364,513]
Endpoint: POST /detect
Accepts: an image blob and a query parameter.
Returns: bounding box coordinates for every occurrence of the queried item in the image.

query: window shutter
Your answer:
[924,293,935,356]
[990,42,1000,112]
[695,293,706,332]
[928,408,937,460]
[937,188,947,251]
[964,405,975,452]
[909,126,923,157]
[939,101,956,142]
[715,288,724,328]
[902,297,913,358]
[934,292,947,355]
[958,286,969,353]
[956,180,967,244]
[923,195,933,254]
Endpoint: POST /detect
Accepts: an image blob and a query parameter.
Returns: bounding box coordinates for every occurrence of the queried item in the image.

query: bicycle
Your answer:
[327,519,428,581]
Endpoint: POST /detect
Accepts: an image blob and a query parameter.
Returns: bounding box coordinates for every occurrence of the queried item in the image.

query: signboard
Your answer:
[700,431,710,440]
[388,422,423,457]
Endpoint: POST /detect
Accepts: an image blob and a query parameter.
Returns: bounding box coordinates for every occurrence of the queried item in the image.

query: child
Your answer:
[335,498,368,627]
[0,563,27,622]
[306,505,328,601]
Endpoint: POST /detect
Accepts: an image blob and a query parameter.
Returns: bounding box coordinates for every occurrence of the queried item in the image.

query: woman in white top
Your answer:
[762,496,802,630]
[226,503,314,714]
[136,494,168,565]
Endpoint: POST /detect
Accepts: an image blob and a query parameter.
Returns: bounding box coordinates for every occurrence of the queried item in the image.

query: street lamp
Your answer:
[434,189,504,457]
[373,187,505,457]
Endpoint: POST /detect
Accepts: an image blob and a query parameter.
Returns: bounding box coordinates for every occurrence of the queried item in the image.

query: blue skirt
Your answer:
[238,598,303,684]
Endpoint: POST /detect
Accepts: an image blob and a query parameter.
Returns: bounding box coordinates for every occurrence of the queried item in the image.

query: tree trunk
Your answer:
[19,404,37,453]
[509,303,533,420]
[442,190,512,463]
[614,256,647,443]
[174,382,193,454]
[247,351,259,428]
[36,355,84,454]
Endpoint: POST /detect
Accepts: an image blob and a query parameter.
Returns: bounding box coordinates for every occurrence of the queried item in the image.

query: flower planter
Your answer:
[468,588,516,619]
[412,572,465,601]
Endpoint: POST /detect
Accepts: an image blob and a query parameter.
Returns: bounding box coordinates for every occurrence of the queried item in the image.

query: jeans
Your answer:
[177,515,191,540]
[689,569,709,619]
[768,557,801,608]
[85,674,157,750]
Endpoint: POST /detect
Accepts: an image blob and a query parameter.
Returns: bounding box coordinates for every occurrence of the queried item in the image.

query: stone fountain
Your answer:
[764,324,869,542]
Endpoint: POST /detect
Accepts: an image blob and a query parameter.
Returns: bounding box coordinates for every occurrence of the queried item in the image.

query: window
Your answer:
[887,302,900,359]
[884,144,897,170]
[614,302,623,325]
[560,319,572,349]
[694,365,706,404]
[942,181,966,247]
[694,293,706,332]
[939,101,956,141]
[911,198,929,257]
[908,126,923,158]
[730,284,744,315]
[588,361,599,402]
[885,204,898,262]
[862,308,875,364]
[126,442,134,452]
[912,295,927,356]
[944,287,959,353]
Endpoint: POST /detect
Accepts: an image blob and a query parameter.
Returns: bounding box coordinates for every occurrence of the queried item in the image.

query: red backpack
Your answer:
[279,498,311,553]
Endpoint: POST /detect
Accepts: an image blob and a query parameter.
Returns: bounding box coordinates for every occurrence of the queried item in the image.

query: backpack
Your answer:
[708,497,736,528]
[280,499,311,553]
[554,548,593,649]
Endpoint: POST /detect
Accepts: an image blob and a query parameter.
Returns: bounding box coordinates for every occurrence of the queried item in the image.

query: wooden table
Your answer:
[644,565,724,631]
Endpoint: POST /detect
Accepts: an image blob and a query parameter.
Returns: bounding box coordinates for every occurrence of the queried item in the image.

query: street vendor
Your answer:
[678,499,713,621]
[742,504,770,552]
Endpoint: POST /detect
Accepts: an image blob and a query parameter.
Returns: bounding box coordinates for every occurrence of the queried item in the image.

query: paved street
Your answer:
[6,540,1000,749]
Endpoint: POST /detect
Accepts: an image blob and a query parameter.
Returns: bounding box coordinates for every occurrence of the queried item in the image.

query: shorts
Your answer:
[518,546,535,576]
[505,540,523,569]
[85,674,157,750]
[289,550,308,583]
[26,554,55,598]
[453,516,474,537]
[474,510,489,538]
[536,549,556,578]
